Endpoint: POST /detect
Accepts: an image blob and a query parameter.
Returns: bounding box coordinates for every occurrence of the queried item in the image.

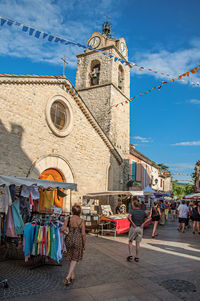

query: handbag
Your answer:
[152,207,160,219]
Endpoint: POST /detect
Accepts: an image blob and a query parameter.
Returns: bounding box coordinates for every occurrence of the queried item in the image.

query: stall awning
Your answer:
[84,190,152,197]
[0,175,77,190]
[183,192,200,199]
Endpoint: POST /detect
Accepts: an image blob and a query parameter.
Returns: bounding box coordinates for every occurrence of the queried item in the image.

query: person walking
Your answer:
[61,204,86,285]
[164,201,170,221]
[140,201,146,211]
[177,200,189,233]
[159,200,166,225]
[127,200,151,262]
[150,201,161,238]
[192,201,200,234]
[170,200,177,221]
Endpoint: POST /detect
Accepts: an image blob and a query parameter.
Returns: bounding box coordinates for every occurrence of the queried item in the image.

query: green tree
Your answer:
[172,181,185,198]
[185,183,195,195]
[157,163,169,171]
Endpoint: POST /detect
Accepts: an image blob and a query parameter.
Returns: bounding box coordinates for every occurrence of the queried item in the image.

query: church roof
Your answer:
[0,74,122,164]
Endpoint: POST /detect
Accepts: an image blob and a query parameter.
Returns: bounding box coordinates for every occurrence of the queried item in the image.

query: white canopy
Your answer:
[183,192,200,199]
[0,175,77,190]
[84,190,152,198]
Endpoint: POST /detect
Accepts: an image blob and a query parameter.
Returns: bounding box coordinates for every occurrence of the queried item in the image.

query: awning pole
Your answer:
[70,190,72,213]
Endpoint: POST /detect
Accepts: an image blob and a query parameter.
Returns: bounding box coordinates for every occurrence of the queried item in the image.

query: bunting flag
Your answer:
[0,16,87,50]
[0,15,200,88]
[171,173,192,176]
[133,63,200,87]
[112,64,200,108]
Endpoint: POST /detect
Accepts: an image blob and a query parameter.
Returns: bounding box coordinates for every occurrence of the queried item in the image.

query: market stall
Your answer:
[83,190,153,236]
[0,175,77,264]
[183,192,200,200]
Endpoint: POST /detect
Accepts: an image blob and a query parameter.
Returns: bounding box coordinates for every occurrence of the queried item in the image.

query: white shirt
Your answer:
[177,204,189,218]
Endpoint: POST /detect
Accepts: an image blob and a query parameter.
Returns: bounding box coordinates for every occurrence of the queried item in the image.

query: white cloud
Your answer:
[172,141,200,146]
[132,136,152,143]
[0,0,116,67]
[188,99,200,105]
[131,40,200,86]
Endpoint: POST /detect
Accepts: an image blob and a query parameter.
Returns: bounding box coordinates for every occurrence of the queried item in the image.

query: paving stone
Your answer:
[0,221,200,301]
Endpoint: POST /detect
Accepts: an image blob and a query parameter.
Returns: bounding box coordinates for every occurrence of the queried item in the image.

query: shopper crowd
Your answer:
[126,197,200,264]
[60,198,200,286]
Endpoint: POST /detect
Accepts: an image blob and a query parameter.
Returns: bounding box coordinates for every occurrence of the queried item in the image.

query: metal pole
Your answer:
[70,189,72,213]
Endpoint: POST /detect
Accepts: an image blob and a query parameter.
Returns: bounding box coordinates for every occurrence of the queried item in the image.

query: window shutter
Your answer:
[131,161,137,181]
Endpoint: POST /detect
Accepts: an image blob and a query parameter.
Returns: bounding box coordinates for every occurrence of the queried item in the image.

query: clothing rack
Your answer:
[25,214,64,270]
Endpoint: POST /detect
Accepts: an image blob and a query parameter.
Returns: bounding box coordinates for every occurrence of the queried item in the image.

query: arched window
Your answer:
[90,60,100,86]
[118,65,124,90]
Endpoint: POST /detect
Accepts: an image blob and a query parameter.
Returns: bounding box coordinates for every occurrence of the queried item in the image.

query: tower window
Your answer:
[118,65,124,90]
[90,60,100,86]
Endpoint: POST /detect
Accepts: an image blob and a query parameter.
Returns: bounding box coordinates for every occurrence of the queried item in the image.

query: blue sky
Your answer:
[0,0,199,182]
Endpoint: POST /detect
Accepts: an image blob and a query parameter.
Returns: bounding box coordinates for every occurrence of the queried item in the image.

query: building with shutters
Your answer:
[129,144,171,193]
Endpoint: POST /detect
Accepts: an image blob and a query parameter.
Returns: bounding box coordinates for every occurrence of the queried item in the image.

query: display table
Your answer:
[100,215,130,236]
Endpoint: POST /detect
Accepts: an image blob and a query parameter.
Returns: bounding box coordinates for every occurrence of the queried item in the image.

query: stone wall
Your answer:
[0,79,121,207]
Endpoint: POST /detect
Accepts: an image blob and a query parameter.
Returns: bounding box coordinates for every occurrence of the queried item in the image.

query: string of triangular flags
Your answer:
[135,64,200,87]
[113,64,200,108]
[171,173,192,176]
[0,16,88,49]
[1,15,200,88]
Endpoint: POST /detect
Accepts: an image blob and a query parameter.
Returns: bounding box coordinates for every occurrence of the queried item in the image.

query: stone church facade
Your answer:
[0,26,130,210]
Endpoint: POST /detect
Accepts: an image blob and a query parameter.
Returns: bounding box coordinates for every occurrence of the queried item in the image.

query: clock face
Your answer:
[88,36,101,49]
[120,42,126,57]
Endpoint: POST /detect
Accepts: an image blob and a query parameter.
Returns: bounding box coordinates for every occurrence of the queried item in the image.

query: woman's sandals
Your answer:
[64,278,71,286]
[127,256,139,262]
[127,256,133,262]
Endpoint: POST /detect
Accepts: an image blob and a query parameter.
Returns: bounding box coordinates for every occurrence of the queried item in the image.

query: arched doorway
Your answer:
[39,168,64,208]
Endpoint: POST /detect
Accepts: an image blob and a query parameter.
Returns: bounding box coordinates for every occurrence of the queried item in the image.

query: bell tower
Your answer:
[75,23,130,184]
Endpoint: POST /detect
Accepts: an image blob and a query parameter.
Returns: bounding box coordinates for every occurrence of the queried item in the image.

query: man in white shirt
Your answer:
[177,200,189,233]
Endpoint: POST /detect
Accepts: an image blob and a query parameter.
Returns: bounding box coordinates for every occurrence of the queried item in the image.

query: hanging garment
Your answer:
[0,215,1,243]
[56,227,62,263]
[32,225,39,256]
[9,184,16,202]
[43,190,55,209]
[21,185,39,200]
[20,197,31,222]
[47,226,51,256]
[0,187,7,214]
[37,226,43,255]
[38,188,45,211]
[32,199,39,212]
[5,206,17,238]
[0,186,12,214]
[11,200,24,235]
[42,226,47,256]
[49,226,57,261]
[24,223,36,261]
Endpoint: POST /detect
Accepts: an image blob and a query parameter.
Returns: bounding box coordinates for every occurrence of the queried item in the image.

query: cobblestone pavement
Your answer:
[0,217,200,301]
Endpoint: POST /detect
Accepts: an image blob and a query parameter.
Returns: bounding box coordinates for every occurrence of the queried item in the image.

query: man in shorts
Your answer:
[127,200,151,262]
[177,200,189,233]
